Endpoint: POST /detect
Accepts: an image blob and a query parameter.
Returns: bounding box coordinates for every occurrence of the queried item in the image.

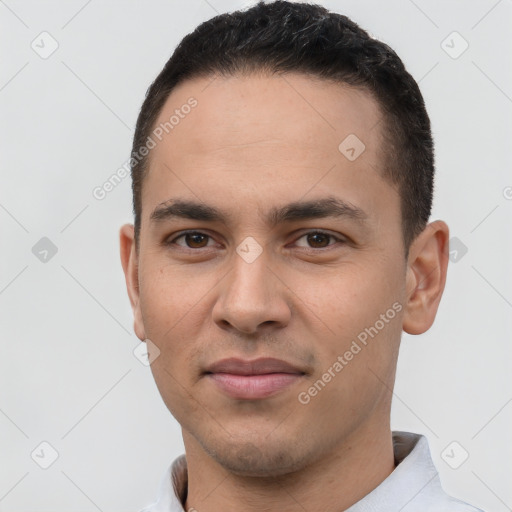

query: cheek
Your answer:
[139,258,206,337]
[138,258,220,379]
[149,360,205,426]
[142,274,204,418]
[300,261,404,360]
[297,273,403,420]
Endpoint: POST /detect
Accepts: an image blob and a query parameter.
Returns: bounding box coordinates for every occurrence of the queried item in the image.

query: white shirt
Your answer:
[141,431,483,512]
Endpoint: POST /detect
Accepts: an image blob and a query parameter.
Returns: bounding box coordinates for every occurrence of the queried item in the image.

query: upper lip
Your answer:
[205,357,305,376]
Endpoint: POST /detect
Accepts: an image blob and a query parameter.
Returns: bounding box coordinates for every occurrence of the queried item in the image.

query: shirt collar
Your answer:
[141,431,481,512]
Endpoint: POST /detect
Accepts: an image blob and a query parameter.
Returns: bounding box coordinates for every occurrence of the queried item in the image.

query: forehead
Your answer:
[142,72,397,229]
[153,72,383,164]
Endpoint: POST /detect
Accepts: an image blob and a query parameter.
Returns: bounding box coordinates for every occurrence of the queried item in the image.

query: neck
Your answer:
[183,421,395,512]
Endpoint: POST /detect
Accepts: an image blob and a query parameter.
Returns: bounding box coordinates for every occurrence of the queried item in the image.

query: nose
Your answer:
[212,248,292,335]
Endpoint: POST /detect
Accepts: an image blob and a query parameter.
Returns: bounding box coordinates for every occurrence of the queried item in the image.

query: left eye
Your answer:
[295,231,341,249]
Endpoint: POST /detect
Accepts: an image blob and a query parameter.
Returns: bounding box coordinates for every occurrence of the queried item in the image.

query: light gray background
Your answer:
[1,0,511,510]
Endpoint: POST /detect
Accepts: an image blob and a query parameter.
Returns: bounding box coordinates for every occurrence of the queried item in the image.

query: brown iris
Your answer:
[184,232,209,248]
[306,232,331,248]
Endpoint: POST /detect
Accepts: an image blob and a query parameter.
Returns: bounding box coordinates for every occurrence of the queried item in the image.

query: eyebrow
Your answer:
[149,195,368,227]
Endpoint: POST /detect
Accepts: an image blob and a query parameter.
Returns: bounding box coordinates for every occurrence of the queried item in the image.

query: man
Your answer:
[120,1,483,510]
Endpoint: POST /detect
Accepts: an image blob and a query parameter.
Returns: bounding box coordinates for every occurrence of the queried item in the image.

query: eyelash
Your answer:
[165,230,345,252]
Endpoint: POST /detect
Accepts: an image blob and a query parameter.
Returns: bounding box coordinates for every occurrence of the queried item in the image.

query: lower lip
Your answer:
[207,373,303,399]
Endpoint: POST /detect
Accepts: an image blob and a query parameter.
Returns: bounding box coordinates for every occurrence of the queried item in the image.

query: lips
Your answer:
[205,357,305,376]
[204,357,306,400]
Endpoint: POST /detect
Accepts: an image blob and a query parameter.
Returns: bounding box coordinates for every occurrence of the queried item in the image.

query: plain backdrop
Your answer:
[1,0,511,511]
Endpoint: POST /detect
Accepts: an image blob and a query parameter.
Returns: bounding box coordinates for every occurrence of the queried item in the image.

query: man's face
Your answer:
[129,73,409,476]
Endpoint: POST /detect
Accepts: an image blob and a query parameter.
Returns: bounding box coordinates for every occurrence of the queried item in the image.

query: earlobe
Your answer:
[119,224,146,341]
[402,221,450,335]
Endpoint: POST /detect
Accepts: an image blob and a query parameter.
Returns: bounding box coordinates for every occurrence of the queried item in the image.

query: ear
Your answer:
[120,224,146,341]
[403,220,450,335]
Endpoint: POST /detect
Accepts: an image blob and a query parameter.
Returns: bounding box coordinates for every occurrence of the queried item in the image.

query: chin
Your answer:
[200,436,312,477]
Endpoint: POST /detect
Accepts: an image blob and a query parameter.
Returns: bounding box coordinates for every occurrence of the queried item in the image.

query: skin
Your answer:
[120,72,449,512]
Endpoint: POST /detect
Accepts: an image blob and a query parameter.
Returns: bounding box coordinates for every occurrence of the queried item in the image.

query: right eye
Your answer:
[165,231,218,250]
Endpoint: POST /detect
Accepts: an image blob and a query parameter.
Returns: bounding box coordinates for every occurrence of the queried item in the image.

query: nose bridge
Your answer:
[213,244,290,333]
[228,246,274,305]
